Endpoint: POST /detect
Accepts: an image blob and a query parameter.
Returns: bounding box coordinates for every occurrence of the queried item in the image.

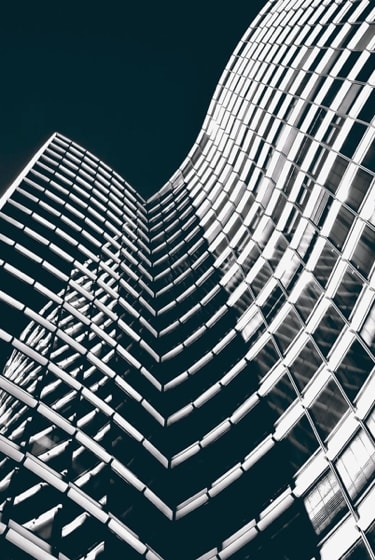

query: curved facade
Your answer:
[0,0,375,559]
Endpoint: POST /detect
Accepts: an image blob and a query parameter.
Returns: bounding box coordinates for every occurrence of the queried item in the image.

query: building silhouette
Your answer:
[0,0,375,559]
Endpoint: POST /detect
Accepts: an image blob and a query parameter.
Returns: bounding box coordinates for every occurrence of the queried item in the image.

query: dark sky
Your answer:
[0,1,267,198]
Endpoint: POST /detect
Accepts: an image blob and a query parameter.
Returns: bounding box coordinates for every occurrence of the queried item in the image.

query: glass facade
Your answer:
[0,0,374,559]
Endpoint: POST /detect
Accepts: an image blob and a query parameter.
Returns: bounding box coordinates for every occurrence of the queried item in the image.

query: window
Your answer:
[350,225,375,278]
[325,155,349,194]
[309,380,349,440]
[313,305,345,358]
[294,278,322,322]
[335,338,374,402]
[361,138,375,174]
[360,301,375,354]
[267,372,297,415]
[358,88,375,123]
[329,206,355,251]
[336,430,375,500]
[333,265,363,319]
[274,308,303,355]
[256,339,280,379]
[313,241,339,288]
[346,167,373,212]
[340,122,367,158]
[286,414,319,472]
[304,468,348,535]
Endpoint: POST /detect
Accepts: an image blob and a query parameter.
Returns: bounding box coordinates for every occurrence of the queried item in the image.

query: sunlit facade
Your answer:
[0,0,375,559]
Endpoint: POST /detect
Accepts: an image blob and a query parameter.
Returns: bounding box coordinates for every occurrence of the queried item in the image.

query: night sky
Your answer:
[0,1,267,199]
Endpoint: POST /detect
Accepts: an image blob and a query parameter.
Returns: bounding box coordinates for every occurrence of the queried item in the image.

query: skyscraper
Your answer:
[0,0,375,559]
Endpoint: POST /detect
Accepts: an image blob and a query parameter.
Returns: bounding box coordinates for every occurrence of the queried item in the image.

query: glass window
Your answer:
[337,52,361,80]
[270,192,288,225]
[340,122,367,159]
[358,88,375,123]
[286,414,319,472]
[267,372,297,415]
[365,520,375,558]
[261,285,286,323]
[304,468,348,535]
[251,261,273,297]
[341,538,372,560]
[274,308,303,355]
[338,83,363,117]
[295,137,312,168]
[308,106,328,137]
[333,265,363,319]
[354,23,375,51]
[329,205,355,251]
[309,379,349,441]
[346,167,373,212]
[313,305,345,358]
[256,338,280,380]
[295,177,313,212]
[295,222,316,261]
[336,430,375,501]
[350,224,375,278]
[278,251,303,289]
[325,155,349,194]
[335,338,374,402]
[284,165,299,197]
[294,278,322,323]
[289,338,323,391]
[321,116,344,148]
[310,190,333,230]
[313,241,339,288]
[361,138,375,175]
[360,300,375,354]
[284,206,302,240]
[321,78,345,109]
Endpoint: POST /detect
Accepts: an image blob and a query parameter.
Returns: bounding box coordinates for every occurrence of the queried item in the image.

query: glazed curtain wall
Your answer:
[0,0,375,559]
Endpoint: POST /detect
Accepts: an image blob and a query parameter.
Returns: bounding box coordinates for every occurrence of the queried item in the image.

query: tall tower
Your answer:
[0,1,375,559]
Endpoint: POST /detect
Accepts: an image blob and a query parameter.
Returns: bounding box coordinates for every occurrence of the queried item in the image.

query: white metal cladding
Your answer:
[0,0,375,559]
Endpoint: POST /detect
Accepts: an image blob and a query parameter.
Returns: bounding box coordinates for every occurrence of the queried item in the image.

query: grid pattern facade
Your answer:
[0,0,375,559]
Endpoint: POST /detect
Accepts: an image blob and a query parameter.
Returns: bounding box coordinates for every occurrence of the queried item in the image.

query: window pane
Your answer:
[350,225,375,278]
[294,278,322,323]
[289,338,323,391]
[309,380,349,440]
[329,206,355,251]
[274,308,303,355]
[346,167,373,212]
[313,305,345,358]
[304,469,347,535]
[286,414,318,472]
[336,430,375,500]
[335,338,374,402]
[333,266,363,319]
